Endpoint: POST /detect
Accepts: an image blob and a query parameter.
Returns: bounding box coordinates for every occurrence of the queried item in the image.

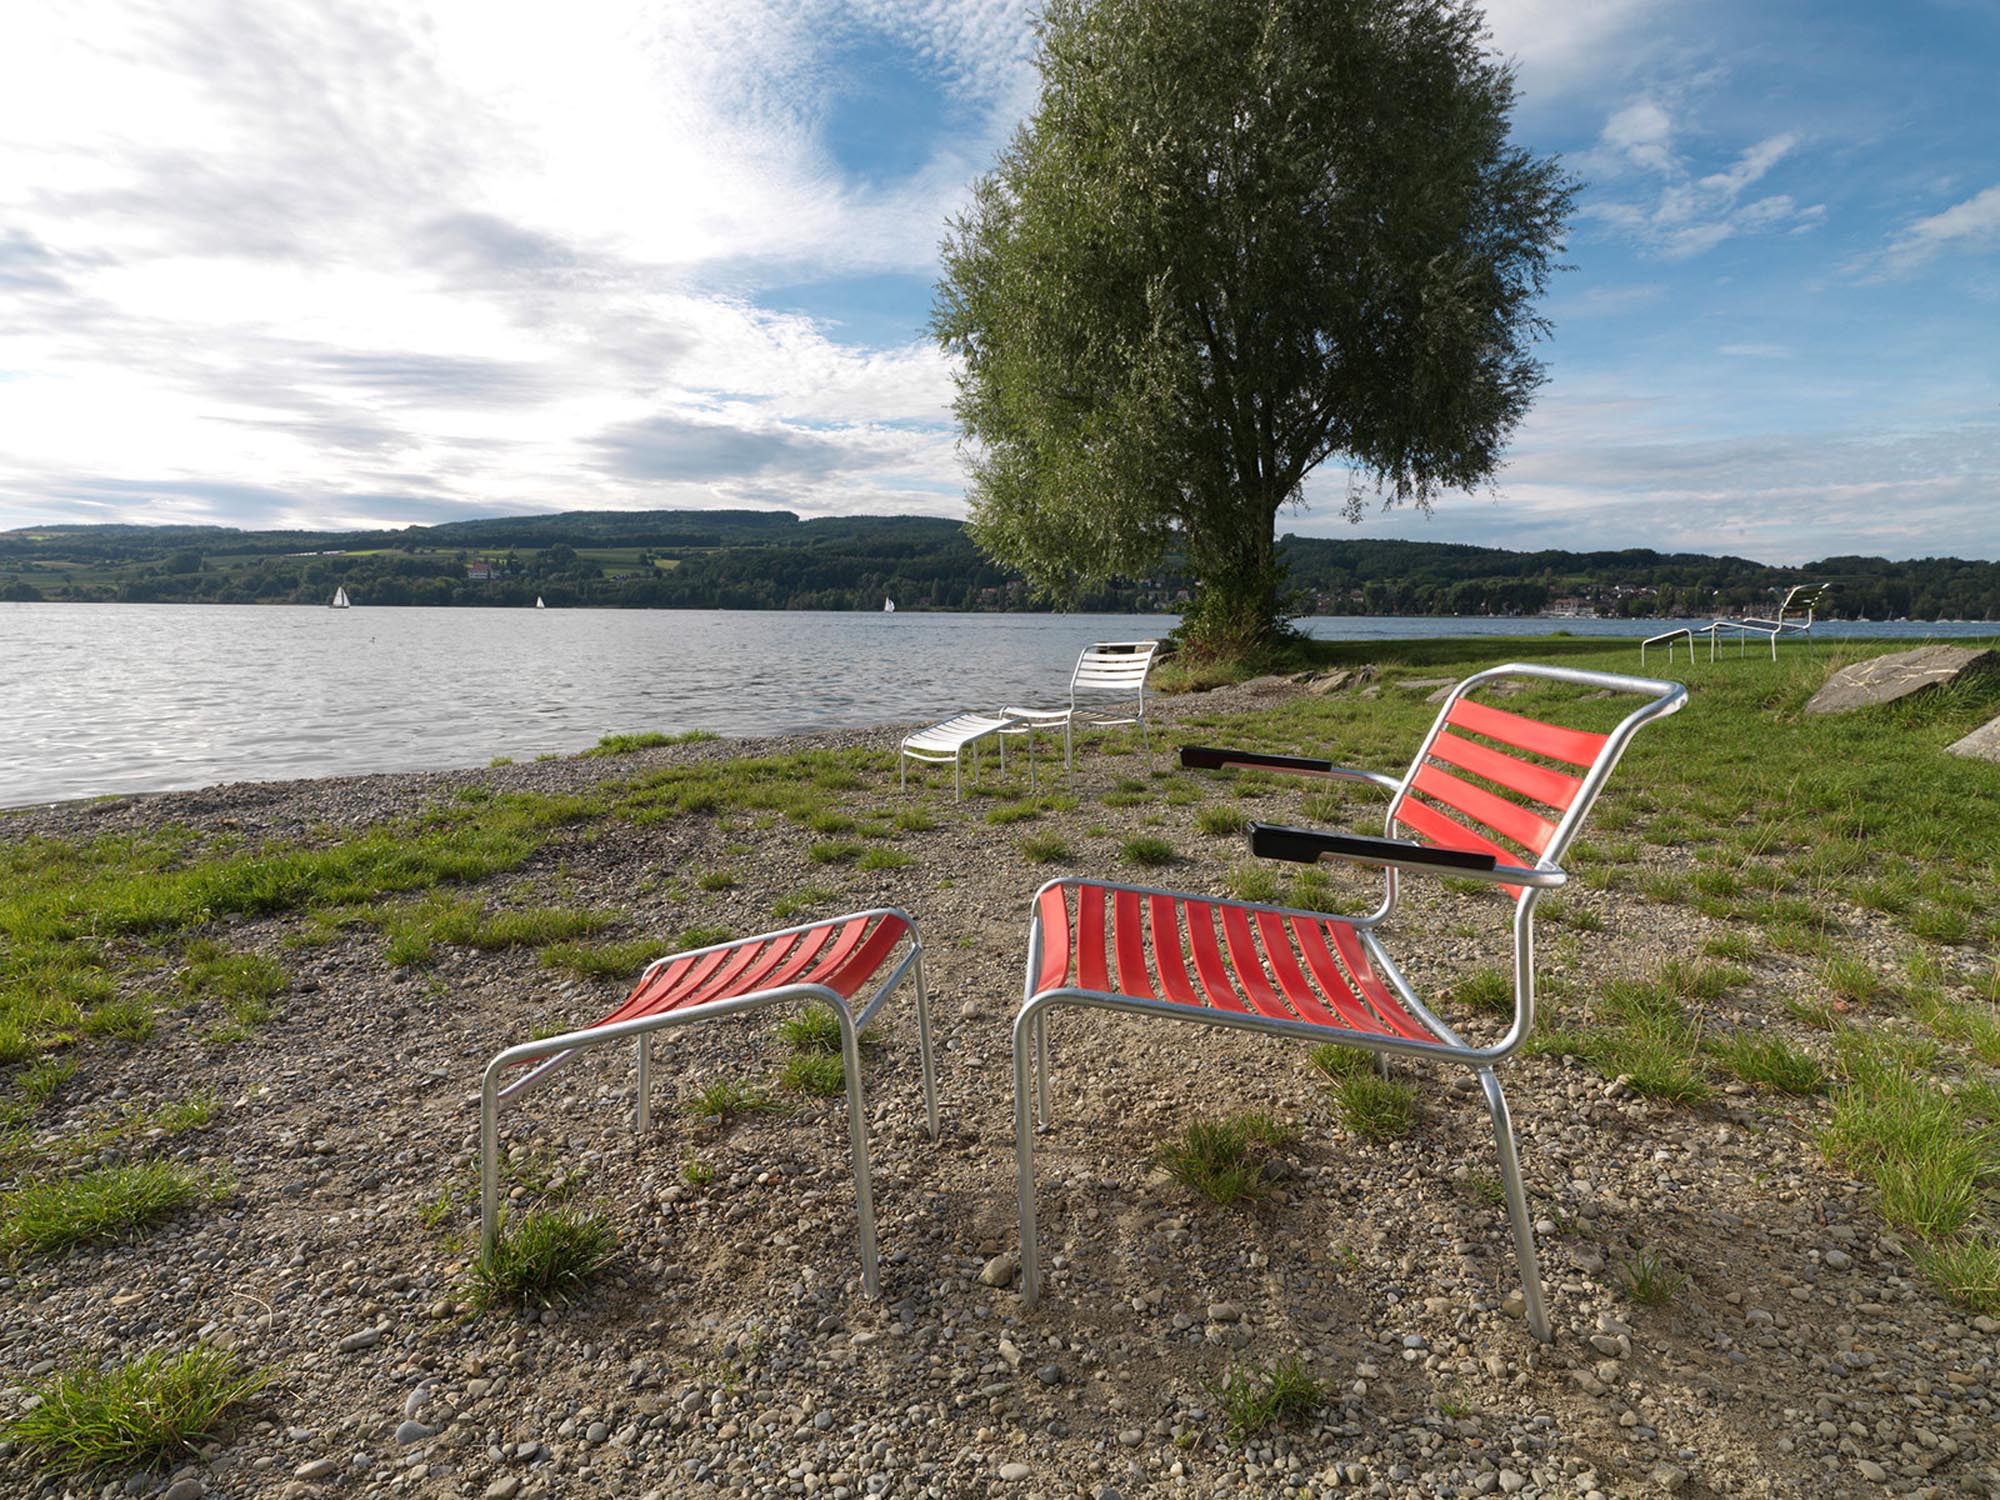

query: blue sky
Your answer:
[0,0,1994,562]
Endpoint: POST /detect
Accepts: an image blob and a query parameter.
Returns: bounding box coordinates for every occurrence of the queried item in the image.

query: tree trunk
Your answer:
[1179,500,1287,664]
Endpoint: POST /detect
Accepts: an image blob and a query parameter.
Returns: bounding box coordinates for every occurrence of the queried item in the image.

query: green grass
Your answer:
[688,1078,786,1122]
[1447,967,1513,1018]
[1153,1115,1291,1206]
[376,893,617,967]
[467,1208,618,1309]
[778,1052,847,1097]
[856,847,914,872]
[1619,1247,1687,1307]
[539,938,664,979]
[695,869,738,891]
[1309,1043,1376,1081]
[1230,863,1281,904]
[1916,1233,2000,1316]
[1209,1357,1327,1442]
[0,1162,213,1257]
[807,840,864,865]
[773,1002,878,1055]
[1120,836,1178,868]
[1018,833,1072,864]
[1329,1071,1418,1141]
[581,729,717,757]
[77,995,154,1042]
[1712,1032,1825,1093]
[985,801,1039,826]
[4,1347,270,1476]
[771,887,837,922]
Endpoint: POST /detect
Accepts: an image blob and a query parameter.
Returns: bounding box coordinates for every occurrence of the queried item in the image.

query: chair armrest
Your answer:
[1180,746,1401,791]
[1245,822,1566,889]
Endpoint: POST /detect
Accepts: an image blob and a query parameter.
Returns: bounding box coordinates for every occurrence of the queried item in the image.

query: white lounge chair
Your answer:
[1697,584,1830,661]
[1001,640,1162,783]
[900,712,1023,800]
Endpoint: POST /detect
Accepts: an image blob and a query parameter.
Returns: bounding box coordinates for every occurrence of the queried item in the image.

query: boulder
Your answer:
[1947,713,2000,763]
[1803,645,1997,715]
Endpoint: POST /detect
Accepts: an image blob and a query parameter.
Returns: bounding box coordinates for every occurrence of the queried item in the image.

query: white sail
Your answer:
[883,598,896,613]
[535,596,545,609]
[330,586,350,609]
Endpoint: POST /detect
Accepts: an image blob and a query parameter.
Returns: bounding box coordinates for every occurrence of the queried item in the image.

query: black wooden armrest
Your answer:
[1247,822,1499,872]
[1180,745,1338,775]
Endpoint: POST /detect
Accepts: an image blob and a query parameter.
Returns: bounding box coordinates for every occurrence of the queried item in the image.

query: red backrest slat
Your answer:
[1391,795,1518,865]
[1036,885,1072,992]
[1428,730,1584,811]
[1148,895,1203,1007]
[1076,884,1110,994]
[1112,888,1154,999]
[1254,910,1339,1027]
[593,954,694,1026]
[1411,763,1558,856]
[1446,697,1608,769]
[1184,901,1250,1014]
[1219,905,1291,1020]
[676,937,767,1010]
[726,930,804,997]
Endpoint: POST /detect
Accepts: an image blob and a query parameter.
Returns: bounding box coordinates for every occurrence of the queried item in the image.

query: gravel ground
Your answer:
[3,679,1996,1500]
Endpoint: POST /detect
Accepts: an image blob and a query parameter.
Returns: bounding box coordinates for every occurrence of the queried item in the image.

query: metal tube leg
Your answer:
[838,1004,881,1299]
[913,951,939,1139]
[635,1034,652,1133]
[900,754,907,792]
[1064,721,1073,786]
[1033,1010,1051,1130]
[954,753,962,802]
[1477,1066,1550,1342]
[1012,1005,1043,1307]
[1141,717,1151,772]
[480,1064,503,1257]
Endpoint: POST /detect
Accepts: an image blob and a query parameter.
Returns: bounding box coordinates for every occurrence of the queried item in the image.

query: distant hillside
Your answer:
[2,509,1995,620]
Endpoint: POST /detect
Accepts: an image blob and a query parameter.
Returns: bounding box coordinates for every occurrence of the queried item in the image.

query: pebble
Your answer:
[998,1462,1032,1482]
[293,1459,338,1481]
[335,1326,383,1353]
[979,1251,1019,1287]
[394,1420,434,1445]
[1035,1364,1064,1386]
[1824,1248,1854,1270]
[162,1481,203,1500]
[483,1478,523,1500]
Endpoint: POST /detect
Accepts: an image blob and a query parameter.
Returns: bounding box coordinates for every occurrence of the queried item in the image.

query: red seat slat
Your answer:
[1328,924,1430,1040]
[1185,902,1250,1014]
[802,916,871,985]
[819,915,908,999]
[676,937,769,1010]
[1411,762,1558,856]
[761,924,836,990]
[1447,698,1607,769]
[1077,884,1110,994]
[1255,910,1340,1028]
[1291,917,1392,1034]
[1219,905,1292,1020]
[1147,895,1204,1007]
[1036,885,1072,991]
[1428,730,1584,811]
[1112,888,1155,999]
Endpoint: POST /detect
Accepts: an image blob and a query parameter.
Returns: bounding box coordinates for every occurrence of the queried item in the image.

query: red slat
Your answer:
[802,917,871,985]
[1147,895,1203,1007]
[1328,924,1431,1040]
[627,943,736,1019]
[1391,795,1519,866]
[1035,885,1071,992]
[1447,697,1607,769]
[1428,730,1584,810]
[1076,884,1110,994]
[1254,910,1340,1027]
[1411,763,1558,855]
[725,930,803,996]
[674,936,768,1010]
[1219,905,1293,1020]
[1112,888,1155,999]
[760,924,836,990]
[1291,918,1387,1033]
[819,914,907,999]
[1185,901,1250,1014]
[593,954,694,1026]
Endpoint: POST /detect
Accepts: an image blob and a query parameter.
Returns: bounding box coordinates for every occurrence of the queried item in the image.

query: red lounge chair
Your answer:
[480,909,935,1298]
[1009,663,1685,1341]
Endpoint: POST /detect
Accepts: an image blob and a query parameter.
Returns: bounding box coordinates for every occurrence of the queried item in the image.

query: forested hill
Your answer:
[1,509,1995,620]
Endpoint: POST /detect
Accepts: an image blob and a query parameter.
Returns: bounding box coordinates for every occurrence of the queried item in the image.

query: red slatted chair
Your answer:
[480,908,935,1298]
[1010,664,1685,1341]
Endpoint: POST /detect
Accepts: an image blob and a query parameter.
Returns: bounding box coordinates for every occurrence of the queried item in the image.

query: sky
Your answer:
[0,0,1995,563]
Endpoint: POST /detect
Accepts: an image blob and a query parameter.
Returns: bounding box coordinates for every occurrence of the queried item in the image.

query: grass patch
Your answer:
[1712,1032,1825,1093]
[771,887,837,922]
[1916,1233,2000,1317]
[1209,1356,1327,1442]
[695,869,738,891]
[77,995,154,1042]
[0,1162,212,1257]
[856,847,914,872]
[1701,931,1759,963]
[688,1078,786,1122]
[539,938,664,980]
[1448,967,1513,1018]
[807,840,864,865]
[985,802,1039,826]
[1018,833,1072,864]
[893,807,939,833]
[1153,1115,1291,1206]
[1230,863,1281,904]
[467,1208,618,1309]
[1308,1043,1376,1081]
[778,1051,847,1097]
[1120,836,1178,868]
[1619,1247,1687,1307]
[773,1002,879,1055]
[582,729,716,757]
[1329,1071,1418,1141]
[379,895,615,967]
[4,1347,269,1476]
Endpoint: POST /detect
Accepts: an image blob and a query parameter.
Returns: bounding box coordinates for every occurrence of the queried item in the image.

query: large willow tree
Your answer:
[934,0,1573,660]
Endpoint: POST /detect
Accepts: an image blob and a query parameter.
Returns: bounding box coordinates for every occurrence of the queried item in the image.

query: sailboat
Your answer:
[329,586,350,609]
[883,598,896,613]
[535,596,545,609]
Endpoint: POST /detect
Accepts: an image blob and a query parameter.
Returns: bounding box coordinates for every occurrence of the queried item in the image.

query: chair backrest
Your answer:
[1070,640,1160,703]
[1778,583,1829,628]
[1383,664,1685,895]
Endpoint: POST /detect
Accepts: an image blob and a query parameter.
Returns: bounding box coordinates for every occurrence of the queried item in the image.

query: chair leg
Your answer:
[1064,721,1073,787]
[1140,717,1151,773]
[913,950,940,1139]
[1033,1010,1051,1130]
[634,1034,652,1133]
[838,1002,882,1299]
[1476,1065,1550,1342]
[1012,1004,1045,1307]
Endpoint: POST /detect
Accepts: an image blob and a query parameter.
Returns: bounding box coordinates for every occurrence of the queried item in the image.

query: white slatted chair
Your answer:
[1697,583,1830,661]
[1001,640,1162,783]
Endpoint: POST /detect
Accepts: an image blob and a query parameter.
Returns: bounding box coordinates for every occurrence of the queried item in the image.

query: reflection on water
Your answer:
[0,604,1992,807]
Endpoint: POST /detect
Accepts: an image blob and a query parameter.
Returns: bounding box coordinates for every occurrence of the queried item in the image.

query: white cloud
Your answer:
[1583,109,1818,260]
[1876,184,2000,275]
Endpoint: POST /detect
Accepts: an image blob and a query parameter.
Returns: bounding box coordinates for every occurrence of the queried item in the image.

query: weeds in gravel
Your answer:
[688,1079,786,1123]
[582,730,716,757]
[1448,967,1513,1018]
[1818,955,1881,1005]
[0,1162,214,1257]
[1017,833,1072,863]
[770,887,836,922]
[1154,1115,1290,1206]
[1712,1033,1825,1094]
[77,995,154,1042]
[1821,1032,1998,1240]
[1208,1356,1327,1441]
[539,938,663,980]
[1329,1071,1418,1141]
[4,1346,270,1476]
[1230,863,1281,903]
[1308,1043,1375,1081]
[1701,932,1759,963]
[695,869,738,891]
[681,1148,715,1187]
[985,801,1039,826]
[773,1003,878,1055]
[778,1052,847,1097]
[1461,1171,1507,1208]
[378,895,616,967]
[1120,836,1178,868]
[1619,1247,1688,1306]
[1916,1234,2000,1316]
[856,847,914,871]
[807,840,864,865]
[467,1208,618,1309]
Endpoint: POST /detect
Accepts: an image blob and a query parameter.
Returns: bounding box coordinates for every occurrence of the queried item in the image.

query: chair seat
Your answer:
[1030,880,1444,1046]
[998,704,1072,723]
[901,713,1015,756]
[589,913,913,1030]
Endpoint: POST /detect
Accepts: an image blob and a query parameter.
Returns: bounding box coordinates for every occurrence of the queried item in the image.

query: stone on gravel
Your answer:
[293,1458,338,1481]
[999,1462,1033,1482]
[1804,645,1996,714]
[336,1326,383,1352]
[395,1420,434,1445]
[162,1481,203,1500]
[978,1251,1019,1287]
[1947,712,2000,762]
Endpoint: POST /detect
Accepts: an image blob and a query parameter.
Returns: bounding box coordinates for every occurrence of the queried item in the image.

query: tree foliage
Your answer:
[934,0,1574,658]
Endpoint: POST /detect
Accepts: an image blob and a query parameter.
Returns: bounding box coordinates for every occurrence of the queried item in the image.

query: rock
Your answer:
[1823,1248,1853,1271]
[1205,1302,1241,1324]
[978,1251,1019,1287]
[1650,1464,1690,1492]
[1804,645,1996,715]
[997,1338,1023,1369]
[586,1422,609,1444]
[336,1326,383,1353]
[1946,713,2000,762]
[1117,1428,1143,1447]
[484,1478,523,1500]
[1498,1471,1527,1494]
[1499,1290,1526,1320]
[998,1462,1032,1482]
[1035,1364,1064,1386]
[163,1481,204,1500]
[293,1459,338,1481]
[395,1421,434,1445]
[1856,1460,1887,1483]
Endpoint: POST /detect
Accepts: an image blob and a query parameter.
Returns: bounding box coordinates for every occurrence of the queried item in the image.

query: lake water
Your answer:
[2,603,1994,808]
